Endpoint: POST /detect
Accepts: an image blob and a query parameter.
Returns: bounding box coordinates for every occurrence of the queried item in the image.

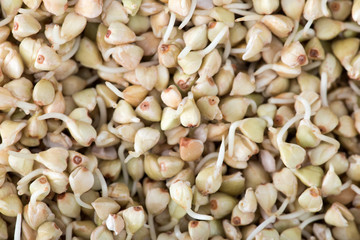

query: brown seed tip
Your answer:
[106,30,111,38]
[190,221,199,228]
[208,22,216,29]
[134,206,142,211]
[309,49,319,58]
[73,156,82,164]
[140,101,150,110]
[232,216,241,225]
[57,193,66,200]
[329,2,340,11]
[160,44,170,53]
[274,115,283,125]
[180,137,191,147]
[13,22,19,31]
[39,177,47,184]
[208,97,217,105]
[310,188,319,197]
[297,55,307,65]
[210,199,218,210]
[318,125,326,133]
[177,80,188,90]
[37,55,45,64]
[207,77,215,86]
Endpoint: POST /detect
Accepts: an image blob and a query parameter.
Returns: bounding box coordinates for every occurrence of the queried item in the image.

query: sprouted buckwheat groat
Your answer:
[1,0,360,240]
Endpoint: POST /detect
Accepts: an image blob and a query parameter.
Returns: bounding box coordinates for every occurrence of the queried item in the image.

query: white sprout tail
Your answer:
[186,208,214,220]
[105,81,124,99]
[75,194,93,209]
[163,12,176,43]
[14,213,22,240]
[95,168,108,197]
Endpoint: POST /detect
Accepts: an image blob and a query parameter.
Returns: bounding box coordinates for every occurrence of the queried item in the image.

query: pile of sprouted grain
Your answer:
[1,0,360,239]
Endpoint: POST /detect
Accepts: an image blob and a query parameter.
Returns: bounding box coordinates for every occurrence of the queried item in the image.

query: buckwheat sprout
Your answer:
[163,12,176,43]
[148,212,156,240]
[86,74,99,86]
[195,152,219,174]
[351,184,360,195]
[53,123,66,135]
[248,62,256,83]
[276,114,305,148]
[339,180,352,191]
[227,101,257,157]
[325,228,333,239]
[254,63,300,76]
[61,37,81,61]
[230,48,246,54]
[6,97,38,115]
[18,8,51,19]
[52,25,66,45]
[223,39,231,61]
[95,168,108,198]
[228,121,243,157]
[228,8,257,16]
[187,207,213,221]
[223,2,252,9]
[157,219,179,232]
[179,0,197,30]
[131,180,138,197]
[320,72,329,107]
[96,96,107,131]
[277,209,306,220]
[297,95,340,149]
[302,61,321,71]
[65,222,73,240]
[268,98,295,105]
[284,20,299,47]
[107,120,118,136]
[246,198,290,240]
[236,14,263,22]
[102,39,146,61]
[180,26,228,61]
[30,189,44,206]
[247,98,257,114]
[105,81,125,100]
[0,14,15,27]
[16,168,45,194]
[34,71,55,81]
[295,18,314,42]
[174,224,183,239]
[187,161,195,172]
[321,0,330,17]
[299,214,325,230]
[242,29,263,60]
[296,96,312,121]
[5,107,16,119]
[118,142,130,185]
[261,116,273,127]
[175,91,194,116]
[349,80,360,96]
[14,213,21,240]
[38,112,97,147]
[17,168,44,185]
[214,136,225,175]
